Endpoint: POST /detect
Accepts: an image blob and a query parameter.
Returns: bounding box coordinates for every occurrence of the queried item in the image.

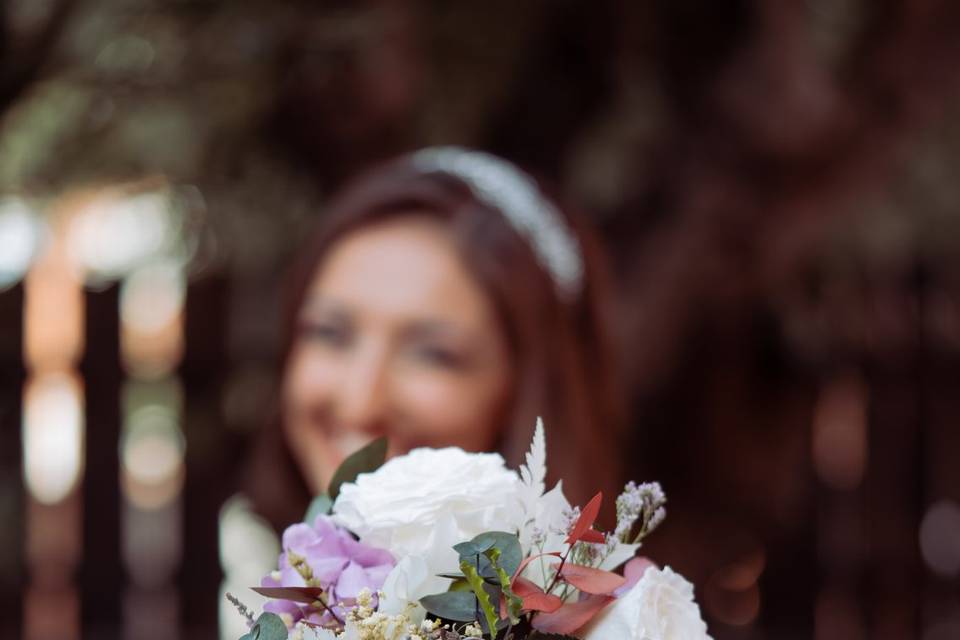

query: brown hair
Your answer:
[247,150,624,531]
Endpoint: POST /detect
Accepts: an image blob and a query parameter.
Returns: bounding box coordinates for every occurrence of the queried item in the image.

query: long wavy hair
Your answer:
[247,150,625,531]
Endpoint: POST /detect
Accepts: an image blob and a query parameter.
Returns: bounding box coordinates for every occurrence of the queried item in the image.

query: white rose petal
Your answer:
[583,566,712,640]
[378,555,450,624]
[332,447,526,579]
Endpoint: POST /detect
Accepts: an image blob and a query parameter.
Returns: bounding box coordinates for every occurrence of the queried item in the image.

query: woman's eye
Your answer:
[300,322,350,347]
[412,344,467,369]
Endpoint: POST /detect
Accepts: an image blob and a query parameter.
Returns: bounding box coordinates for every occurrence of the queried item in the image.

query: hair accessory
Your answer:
[410,146,584,301]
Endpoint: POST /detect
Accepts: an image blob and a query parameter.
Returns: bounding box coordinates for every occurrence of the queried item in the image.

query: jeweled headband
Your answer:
[409,146,584,301]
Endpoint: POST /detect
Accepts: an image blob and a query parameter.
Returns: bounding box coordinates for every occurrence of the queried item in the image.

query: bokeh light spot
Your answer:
[919,500,960,578]
[23,372,84,505]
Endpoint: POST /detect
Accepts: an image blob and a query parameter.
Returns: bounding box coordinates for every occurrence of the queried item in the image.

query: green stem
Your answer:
[475,554,481,628]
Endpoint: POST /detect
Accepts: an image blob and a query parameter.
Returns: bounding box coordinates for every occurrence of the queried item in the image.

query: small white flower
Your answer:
[298,622,337,640]
[583,566,712,640]
[616,481,668,543]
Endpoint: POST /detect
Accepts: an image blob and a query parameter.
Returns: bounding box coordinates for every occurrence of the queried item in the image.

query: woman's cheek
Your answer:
[282,346,343,492]
[284,345,340,408]
[286,420,336,494]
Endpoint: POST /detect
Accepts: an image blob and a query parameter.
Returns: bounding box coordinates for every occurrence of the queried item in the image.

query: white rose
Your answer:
[583,566,712,640]
[331,447,525,581]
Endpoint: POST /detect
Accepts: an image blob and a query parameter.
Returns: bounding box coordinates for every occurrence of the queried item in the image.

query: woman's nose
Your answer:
[334,342,390,437]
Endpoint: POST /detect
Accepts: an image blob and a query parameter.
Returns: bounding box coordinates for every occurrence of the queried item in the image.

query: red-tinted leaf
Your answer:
[251,586,326,603]
[512,576,563,613]
[531,594,614,634]
[511,576,543,597]
[579,529,606,544]
[512,552,562,581]
[523,592,565,614]
[566,492,603,545]
[557,563,626,595]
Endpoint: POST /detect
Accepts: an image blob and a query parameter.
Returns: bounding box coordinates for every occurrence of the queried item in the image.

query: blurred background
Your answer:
[1,0,960,639]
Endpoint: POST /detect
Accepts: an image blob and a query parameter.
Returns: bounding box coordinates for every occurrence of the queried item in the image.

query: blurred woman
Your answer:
[247,147,624,530]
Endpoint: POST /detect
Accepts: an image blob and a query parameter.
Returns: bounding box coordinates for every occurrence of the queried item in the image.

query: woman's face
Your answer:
[283,215,513,493]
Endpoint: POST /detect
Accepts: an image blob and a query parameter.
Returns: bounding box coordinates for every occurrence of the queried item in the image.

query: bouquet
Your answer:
[228,420,711,640]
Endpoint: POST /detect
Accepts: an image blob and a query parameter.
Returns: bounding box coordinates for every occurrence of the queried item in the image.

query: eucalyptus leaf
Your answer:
[304,493,333,523]
[420,591,480,622]
[453,537,495,557]
[473,531,522,575]
[454,531,522,578]
[327,437,387,501]
[475,555,498,580]
[238,613,288,640]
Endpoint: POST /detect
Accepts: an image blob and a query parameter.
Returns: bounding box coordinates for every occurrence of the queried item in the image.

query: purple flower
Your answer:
[261,515,395,627]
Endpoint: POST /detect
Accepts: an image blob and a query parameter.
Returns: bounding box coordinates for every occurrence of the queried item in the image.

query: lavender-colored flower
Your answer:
[261,515,395,628]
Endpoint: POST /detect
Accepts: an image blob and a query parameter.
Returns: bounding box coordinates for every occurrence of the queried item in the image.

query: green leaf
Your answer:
[420,591,481,622]
[461,559,499,638]
[327,437,387,501]
[238,613,288,640]
[448,577,473,592]
[486,548,522,624]
[453,531,522,579]
[304,494,333,523]
[472,531,523,576]
[454,537,496,558]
